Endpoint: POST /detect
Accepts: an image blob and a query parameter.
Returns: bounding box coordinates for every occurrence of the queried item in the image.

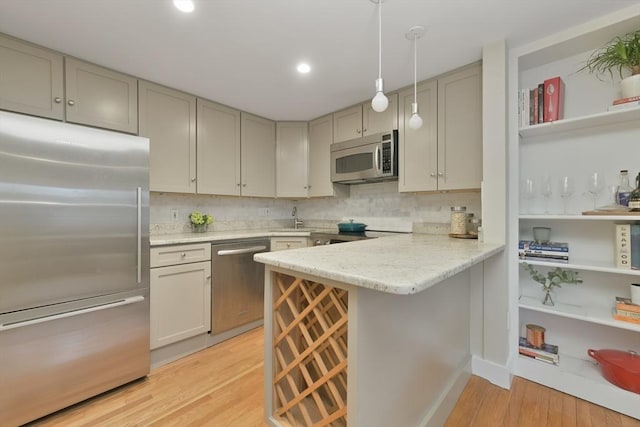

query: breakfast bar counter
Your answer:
[255,234,504,427]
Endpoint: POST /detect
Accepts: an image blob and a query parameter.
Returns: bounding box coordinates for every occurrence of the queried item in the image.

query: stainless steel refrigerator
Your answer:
[0,111,150,426]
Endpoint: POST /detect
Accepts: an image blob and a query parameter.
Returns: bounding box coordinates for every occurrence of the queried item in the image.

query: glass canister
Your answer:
[450,206,467,235]
[468,217,481,236]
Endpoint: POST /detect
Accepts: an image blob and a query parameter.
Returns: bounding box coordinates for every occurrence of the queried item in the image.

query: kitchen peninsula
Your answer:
[255,234,504,427]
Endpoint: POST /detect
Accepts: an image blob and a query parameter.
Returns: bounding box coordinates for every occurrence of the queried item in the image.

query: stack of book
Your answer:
[614,224,640,269]
[518,76,564,128]
[518,336,559,365]
[607,95,640,112]
[613,296,640,325]
[519,240,569,263]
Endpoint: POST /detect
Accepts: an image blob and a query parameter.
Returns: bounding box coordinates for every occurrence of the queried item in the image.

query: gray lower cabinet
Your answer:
[0,34,64,120]
[139,80,197,193]
[0,33,138,133]
[149,243,211,350]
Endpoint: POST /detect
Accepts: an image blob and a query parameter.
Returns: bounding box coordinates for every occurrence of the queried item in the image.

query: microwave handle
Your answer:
[374,145,381,174]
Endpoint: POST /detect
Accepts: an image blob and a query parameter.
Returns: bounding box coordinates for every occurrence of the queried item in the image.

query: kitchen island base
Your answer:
[264,267,477,427]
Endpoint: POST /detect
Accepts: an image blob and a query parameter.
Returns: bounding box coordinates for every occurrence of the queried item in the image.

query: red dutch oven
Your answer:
[588,348,640,394]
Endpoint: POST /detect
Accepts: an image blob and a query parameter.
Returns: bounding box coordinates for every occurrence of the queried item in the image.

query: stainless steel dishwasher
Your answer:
[210,239,270,334]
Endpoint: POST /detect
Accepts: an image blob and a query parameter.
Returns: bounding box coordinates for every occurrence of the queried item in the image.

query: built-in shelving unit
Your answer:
[509,5,640,419]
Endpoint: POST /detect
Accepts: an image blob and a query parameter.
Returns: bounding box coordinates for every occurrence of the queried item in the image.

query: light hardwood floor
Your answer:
[27,327,639,427]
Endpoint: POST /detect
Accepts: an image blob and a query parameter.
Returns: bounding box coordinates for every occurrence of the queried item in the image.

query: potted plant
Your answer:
[189,211,214,233]
[579,29,640,98]
[523,263,583,306]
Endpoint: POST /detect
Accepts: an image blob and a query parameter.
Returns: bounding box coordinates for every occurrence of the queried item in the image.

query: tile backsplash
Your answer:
[150,181,481,234]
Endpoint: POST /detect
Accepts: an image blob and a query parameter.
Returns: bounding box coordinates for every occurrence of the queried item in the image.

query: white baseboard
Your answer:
[471,355,512,389]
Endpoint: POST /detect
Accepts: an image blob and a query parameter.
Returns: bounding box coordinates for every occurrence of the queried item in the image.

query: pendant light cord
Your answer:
[413,34,417,103]
[378,0,382,80]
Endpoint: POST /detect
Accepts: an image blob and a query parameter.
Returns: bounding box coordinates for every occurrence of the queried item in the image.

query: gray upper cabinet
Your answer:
[333,95,398,144]
[308,114,335,197]
[139,81,196,193]
[197,99,241,196]
[241,112,276,198]
[276,122,308,198]
[0,34,64,120]
[65,58,138,134]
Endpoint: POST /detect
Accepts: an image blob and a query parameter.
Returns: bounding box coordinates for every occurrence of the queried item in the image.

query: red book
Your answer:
[612,95,640,105]
[543,77,564,122]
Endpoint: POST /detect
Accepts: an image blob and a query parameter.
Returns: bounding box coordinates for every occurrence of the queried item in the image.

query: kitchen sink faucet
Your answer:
[292,206,303,229]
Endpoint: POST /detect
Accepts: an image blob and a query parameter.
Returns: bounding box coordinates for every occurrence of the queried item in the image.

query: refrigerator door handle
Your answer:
[137,187,142,284]
[0,296,145,331]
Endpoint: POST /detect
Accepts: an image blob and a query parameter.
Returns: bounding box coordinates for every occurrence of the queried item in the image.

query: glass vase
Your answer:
[542,288,554,306]
[192,223,207,233]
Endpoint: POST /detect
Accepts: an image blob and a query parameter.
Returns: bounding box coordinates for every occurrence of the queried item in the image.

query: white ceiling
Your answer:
[1,0,639,121]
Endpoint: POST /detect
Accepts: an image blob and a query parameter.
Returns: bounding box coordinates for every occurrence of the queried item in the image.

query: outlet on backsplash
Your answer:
[170,209,179,222]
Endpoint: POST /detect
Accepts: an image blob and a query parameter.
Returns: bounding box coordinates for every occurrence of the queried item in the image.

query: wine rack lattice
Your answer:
[272,272,348,427]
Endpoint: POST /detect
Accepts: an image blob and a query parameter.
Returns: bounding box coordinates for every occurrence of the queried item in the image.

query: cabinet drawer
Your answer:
[150,243,211,267]
[270,237,308,251]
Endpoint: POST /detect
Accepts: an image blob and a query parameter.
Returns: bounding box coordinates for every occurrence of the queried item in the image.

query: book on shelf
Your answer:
[607,101,640,112]
[612,95,640,105]
[613,313,640,325]
[615,296,640,313]
[531,88,538,125]
[543,77,564,122]
[519,240,569,252]
[616,308,640,319]
[632,224,640,270]
[518,89,530,128]
[615,224,631,269]
[520,255,569,263]
[518,336,559,365]
[537,83,544,124]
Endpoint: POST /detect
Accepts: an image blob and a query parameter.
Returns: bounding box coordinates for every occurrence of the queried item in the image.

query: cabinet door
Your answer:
[150,261,211,349]
[363,93,398,136]
[398,80,438,192]
[0,35,64,120]
[308,114,334,197]
[437,64,482,191]
[139,81,196,193]
[241,113,275,197]
[333,105,362,143]
[65,58,138,133]
[197,99,241,196]
[276,122,308,198]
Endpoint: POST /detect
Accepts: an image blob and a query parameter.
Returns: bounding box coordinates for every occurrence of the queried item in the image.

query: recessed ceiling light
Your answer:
[173,0,195,13]
[297,63,311,74]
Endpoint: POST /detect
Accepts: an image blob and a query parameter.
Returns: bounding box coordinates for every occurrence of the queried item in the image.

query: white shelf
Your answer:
[514,354,640,419]
[518,108,640,138]
[519,214,640,221]
[518,258,640,276]
[519,295,640,332]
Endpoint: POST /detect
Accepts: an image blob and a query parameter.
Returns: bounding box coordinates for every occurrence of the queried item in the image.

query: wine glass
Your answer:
[540,176,553,214]
[521,178,536,213]
[558,176,574,214]
[585,172,605,210]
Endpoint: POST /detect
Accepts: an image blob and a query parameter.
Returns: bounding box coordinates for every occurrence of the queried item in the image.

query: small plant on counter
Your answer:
[523,263,583,306]
[189,211,214,232]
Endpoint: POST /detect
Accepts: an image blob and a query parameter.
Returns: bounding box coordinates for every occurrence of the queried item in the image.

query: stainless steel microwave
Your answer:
[331,130,398,184]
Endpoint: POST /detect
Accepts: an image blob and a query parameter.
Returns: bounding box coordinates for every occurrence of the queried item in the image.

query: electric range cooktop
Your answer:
[310,230,408,246]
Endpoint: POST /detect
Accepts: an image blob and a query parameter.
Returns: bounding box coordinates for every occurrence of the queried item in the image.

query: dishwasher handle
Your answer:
[216,245,268,256]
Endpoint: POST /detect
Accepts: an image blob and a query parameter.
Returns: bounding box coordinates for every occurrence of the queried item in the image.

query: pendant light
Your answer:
[406,25,425,129]
[370,0,388,112]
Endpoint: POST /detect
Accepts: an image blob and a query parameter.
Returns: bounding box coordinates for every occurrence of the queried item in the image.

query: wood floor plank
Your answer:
[22,326,638,427]
[501,376,527,427]
[444,375,489,427]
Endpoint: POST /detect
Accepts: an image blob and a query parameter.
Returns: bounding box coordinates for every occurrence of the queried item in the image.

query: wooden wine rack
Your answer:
[272,272,348,427]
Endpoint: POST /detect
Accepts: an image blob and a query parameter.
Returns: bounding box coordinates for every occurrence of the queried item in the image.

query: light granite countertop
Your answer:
[254,234,504,295]
[150,228,330,246]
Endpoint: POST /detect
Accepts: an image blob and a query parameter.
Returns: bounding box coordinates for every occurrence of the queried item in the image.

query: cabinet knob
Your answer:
[356,129,361,134]
[304,186,308,189]
[438,172,444,177]
[237,183,241,187]
[181,252,186,258]
[206,275,211,280]
[363,128,367,133]
[54,97,62,104]
[286,243,291,248]
[243,183,246,187]
[67,99,75,106]
[191,177,196,182]
[430,172,436,178]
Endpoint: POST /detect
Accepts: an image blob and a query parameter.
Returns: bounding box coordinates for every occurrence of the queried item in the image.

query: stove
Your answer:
[310,230,407,246]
